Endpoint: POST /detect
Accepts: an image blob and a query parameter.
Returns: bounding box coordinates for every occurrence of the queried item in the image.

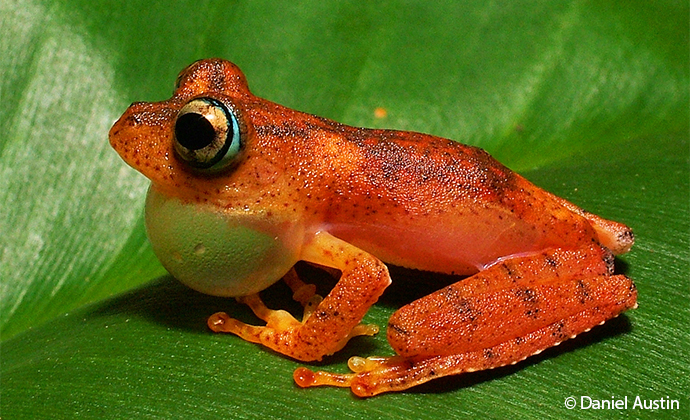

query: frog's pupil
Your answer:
[175,112,215,150]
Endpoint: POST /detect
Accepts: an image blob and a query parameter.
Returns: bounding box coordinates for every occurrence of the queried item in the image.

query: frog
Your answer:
[109,58,637,397]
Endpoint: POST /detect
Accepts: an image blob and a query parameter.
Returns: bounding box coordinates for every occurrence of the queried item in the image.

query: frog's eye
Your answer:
[173,97,241,170]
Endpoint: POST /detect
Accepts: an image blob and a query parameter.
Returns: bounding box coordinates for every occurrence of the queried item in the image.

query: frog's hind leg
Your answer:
[294,244,637,397]
[208,232,388,362]
[547,193,635,255]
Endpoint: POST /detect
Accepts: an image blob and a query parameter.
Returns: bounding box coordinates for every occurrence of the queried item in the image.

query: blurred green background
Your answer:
[1,1,688,419]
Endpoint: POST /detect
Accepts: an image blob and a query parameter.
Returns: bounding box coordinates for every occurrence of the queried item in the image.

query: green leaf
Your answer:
[2,0,688,419]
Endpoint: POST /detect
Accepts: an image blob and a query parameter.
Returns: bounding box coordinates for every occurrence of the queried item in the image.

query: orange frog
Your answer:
[109,59,637,397]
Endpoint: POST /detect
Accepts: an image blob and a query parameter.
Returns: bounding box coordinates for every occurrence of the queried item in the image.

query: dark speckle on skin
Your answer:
[576,279,591,304]
[452,296,482,323]
[256,121,312,140]
[545,256,558,268]
[389,322,409,336]
[516,287,539,304]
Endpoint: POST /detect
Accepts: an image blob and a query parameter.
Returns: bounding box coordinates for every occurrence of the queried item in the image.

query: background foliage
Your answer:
[2,1,688,418]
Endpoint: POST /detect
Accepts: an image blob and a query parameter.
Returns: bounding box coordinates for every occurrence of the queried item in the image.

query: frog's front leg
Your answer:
[295,245,637,396]
[208,231,390,362]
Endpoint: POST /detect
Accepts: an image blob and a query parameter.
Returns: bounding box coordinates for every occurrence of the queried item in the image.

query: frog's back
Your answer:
[310,124,632,275]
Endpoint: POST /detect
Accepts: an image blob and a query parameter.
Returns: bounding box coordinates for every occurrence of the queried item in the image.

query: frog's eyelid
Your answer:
[174,69,187,90]
[174,59,203,90]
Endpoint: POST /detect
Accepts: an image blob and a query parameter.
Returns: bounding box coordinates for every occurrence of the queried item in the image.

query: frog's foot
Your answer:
[208,294,379,360]
[281,267,323,321]
[208,234,389,362]
[295,245,637,397]
[208,295,379,361]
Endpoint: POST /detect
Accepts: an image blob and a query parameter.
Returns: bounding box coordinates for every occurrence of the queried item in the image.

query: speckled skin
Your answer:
[109,59,637,397]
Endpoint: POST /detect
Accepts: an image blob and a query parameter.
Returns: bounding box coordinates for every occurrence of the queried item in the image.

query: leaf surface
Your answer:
[2,1,688,418]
